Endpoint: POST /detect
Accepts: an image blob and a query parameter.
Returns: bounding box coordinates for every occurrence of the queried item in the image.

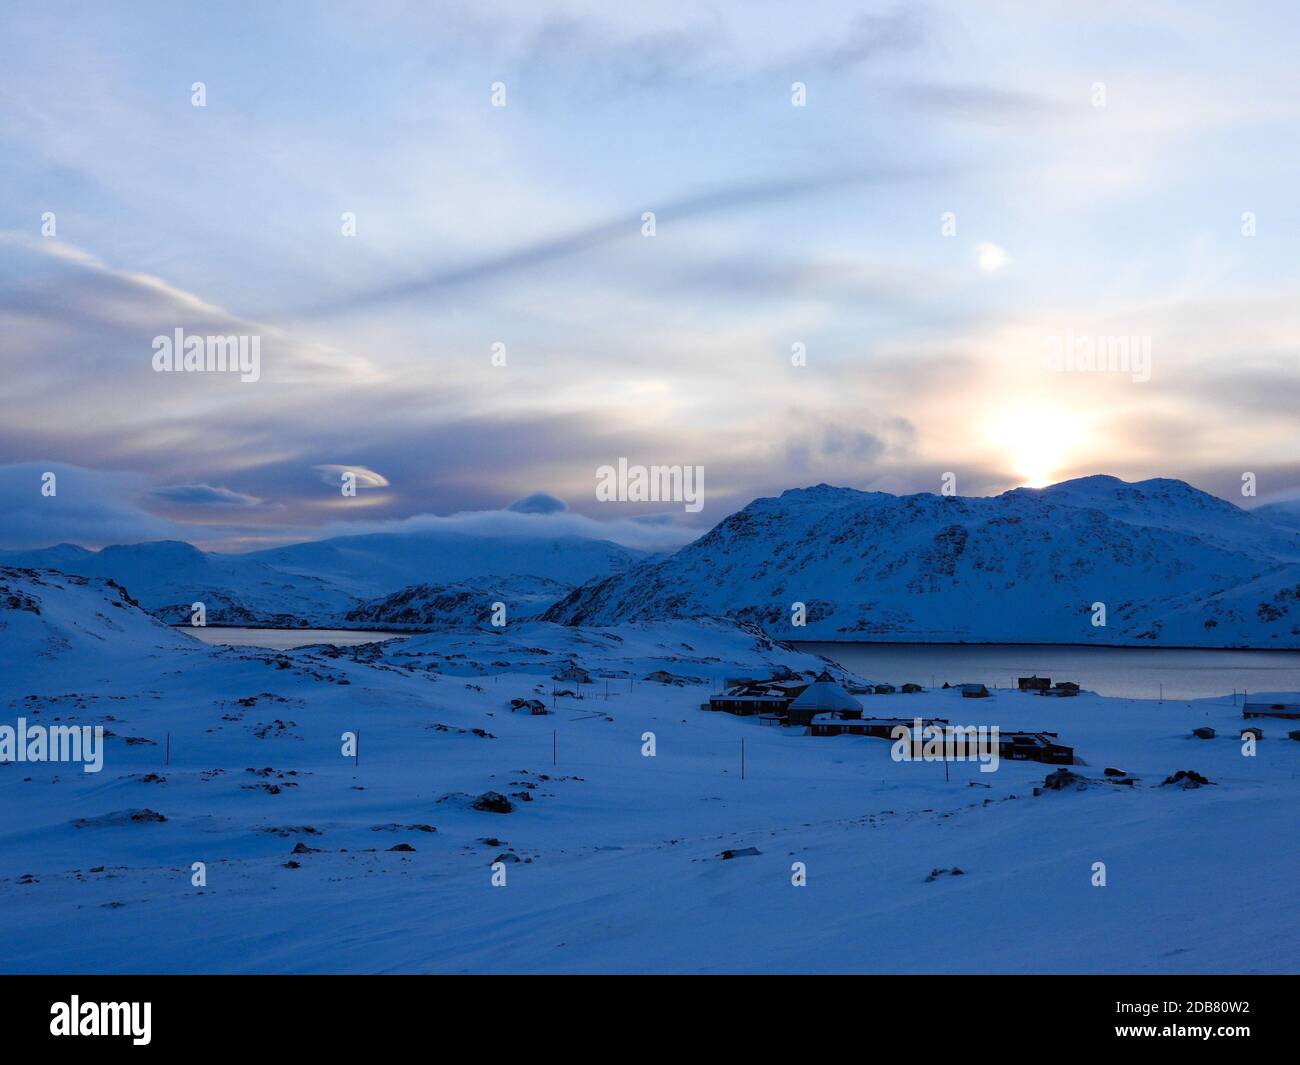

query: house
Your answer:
[553,664,592,684]
[901,683,923,694]
[1241,726,1264,741]
[785,672,864,727]
[1243,700,1300,720]
[643,669,693,686]
[704,677,810,716]
[874,683,896,695]
[1043,682,1081,697]
[1018,676,1051,692]
[959,683,990,699]
[998,731,1074,765]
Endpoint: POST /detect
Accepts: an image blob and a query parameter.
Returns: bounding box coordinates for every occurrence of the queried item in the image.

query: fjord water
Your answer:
[180,629,1300,699]
[795,642,1300,700]
[180,627,407,650]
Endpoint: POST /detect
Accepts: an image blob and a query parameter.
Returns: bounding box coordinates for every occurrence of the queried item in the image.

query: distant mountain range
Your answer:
[543,476,1300,648]
[5,476,1300,646]
[0,531,644,627]
[344,575,572,630]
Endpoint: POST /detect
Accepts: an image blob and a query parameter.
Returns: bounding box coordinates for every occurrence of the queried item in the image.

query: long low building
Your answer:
[807,715,1074,764]
[702,677,811,716]
[809,716,950,739]
[1243,699,1300,720]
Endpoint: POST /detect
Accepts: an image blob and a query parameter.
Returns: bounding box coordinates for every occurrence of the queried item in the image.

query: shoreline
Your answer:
[168,624,1300,654]
[790,638,1300,654]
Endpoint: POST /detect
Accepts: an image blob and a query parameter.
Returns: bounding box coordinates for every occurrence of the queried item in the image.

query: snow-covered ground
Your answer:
[2,567,1297,973]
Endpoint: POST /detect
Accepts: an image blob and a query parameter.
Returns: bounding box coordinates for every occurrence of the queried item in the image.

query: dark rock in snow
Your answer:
[471,791,514,814]
[388,843,416,852]
[720,847,761,860]
[1160,769,1215,789]
[73,808,167,828]
[1041,768,1088,791]
[1192,727,1217,739]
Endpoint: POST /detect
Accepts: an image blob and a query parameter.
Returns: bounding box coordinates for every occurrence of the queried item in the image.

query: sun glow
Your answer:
[983,405,1085,488]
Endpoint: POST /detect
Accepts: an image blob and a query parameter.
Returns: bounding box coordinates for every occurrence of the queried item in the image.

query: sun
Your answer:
[983,405,1084,488]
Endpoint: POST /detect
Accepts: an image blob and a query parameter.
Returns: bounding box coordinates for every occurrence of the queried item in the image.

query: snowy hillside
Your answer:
[2,567,1297,974]
[1255,498,1300,533]
[344,575,573,630]
[545,476,1300,648]
[0,566,193,660]
[1,531,645,628]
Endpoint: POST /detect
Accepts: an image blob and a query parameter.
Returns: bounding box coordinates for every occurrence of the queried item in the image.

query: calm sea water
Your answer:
[179,629,1300,700]
[179,627,408,650]
[793,642,1300,701]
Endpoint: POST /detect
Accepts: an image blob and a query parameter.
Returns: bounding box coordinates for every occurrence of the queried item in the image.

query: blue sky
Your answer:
[3,1,1300,550]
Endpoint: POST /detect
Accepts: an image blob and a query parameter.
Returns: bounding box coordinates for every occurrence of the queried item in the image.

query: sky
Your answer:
[3,0,1300,551]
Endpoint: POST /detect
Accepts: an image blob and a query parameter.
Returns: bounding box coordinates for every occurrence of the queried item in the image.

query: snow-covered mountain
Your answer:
[1255,498,1300,533]
[344,575,572,630]
[242,530,644,596]
[544,476,1300,648]
[0,532,646,627]
[0,566,195,660]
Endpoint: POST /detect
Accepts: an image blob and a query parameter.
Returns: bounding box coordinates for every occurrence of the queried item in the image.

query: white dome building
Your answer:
[786,671,863,726]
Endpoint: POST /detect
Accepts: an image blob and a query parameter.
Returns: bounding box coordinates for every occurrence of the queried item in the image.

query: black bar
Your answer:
[0,974,1291,1051]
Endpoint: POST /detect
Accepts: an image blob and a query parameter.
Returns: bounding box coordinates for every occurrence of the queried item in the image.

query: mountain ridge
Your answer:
[542,476,1300,648]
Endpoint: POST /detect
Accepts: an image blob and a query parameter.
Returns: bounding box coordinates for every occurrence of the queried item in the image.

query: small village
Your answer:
[702,671,1091,765]
[699,669,1300,761]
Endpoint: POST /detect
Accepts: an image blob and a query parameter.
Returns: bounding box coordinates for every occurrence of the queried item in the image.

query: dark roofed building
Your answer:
[704,677,810,716]
[1243,699,1300,720]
